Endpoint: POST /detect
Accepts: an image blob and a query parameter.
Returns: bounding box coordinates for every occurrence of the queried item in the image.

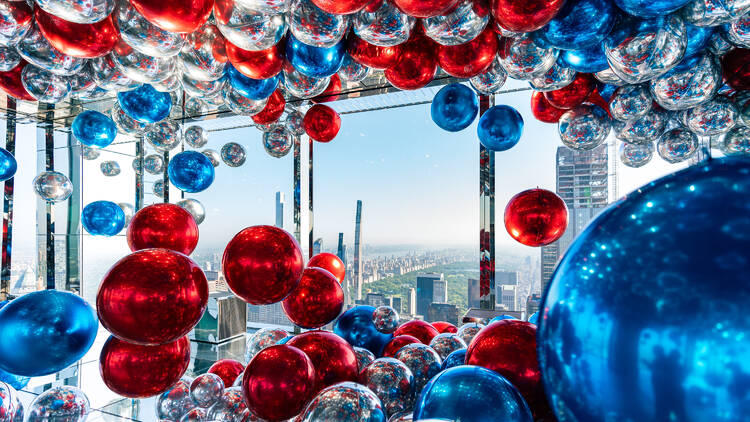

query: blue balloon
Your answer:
[0,148,16,182]
[168,151,215,193]
[334,305,393,357]
[226,64,279,100]
[489,315,518,324]
[285,35,346,78]
[0,290,97,376]
[82,200,125,236]
[0,367,29,390]
[440,348,466,370]
[527,312,539,325]
[532,0,616,50]
[71,110,117,148]
[431,83,479,132]
[684,23,714,58]
[277,335,294,345]
[613,0,691,18]
[117,84,172,124]
[559,44,609,73]
[539,157,750,422]
[477,105,523,151]
[414,365,533,422]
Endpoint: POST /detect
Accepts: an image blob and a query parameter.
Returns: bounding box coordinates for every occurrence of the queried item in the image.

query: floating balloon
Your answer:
[372,305,399,334]
[116,1,184,57]
[720,125,750,155]
[281,62,331,98]
[17,24,85,76]
[220,142,247,167]
[609,84,652,121]
[127,203,199,255]
[282,267,344,328]
[263,125,294,158]
[432,321,457,333]
[437,27,496,78]
[498,36,557,80]
[348,36,401,69]
[429,333,466,360]
[394,343,441,397]
[440,348,466,370]
[531,91,566,123]
[353,0,414,47]
[334,305,394,356]
[308,252,345,283]
[202,149,221,167]
[384,33,437,90]
[180,23,227,80]
[82,200,126,236]
[338,54,370,81]
[157,380,195,421]
[304,104,341,142]
[544,73,595,109]
[0,62,34,101]
[289,0,349,48]
[287,331,358,392]
[431,83,478,131]
[252,90,286,124]
[558,104,611,150]
[620,141,654,167]
[33,171,73,203]
[469,58,507,94]
[226,40,284,80]
[214,0,287,52]
[504,188,567,247]
[118,84,172,124]
[208,359,244,388]
[143,154,165,175]
[614,109,667,143]
[100,160,121,177]
[392,0,458,17]
[226,64,278,100]
[529,61,577,91]
[532,0,615,50]
[477,105,524,151]
[394,320,439,344]
[27,386,89,422]
[286,109,306,136]
[423,0,487,46]
[168,151,216,192]
[72,110,117,148]
[0,1,32,46]
[287,35,346,78]
[177,198,207,225]
[153,179,165,197]
[206,387,248,422]
[190,373,224,408]
[650,53,721,111]
[354,347,376,372]
[129,0,211,33]
[246,327,289,361]
[0,148,16,182]
[34,7,118,59]
[456,322,483,345]
[686,96,738,136]
[382,335,421,357]
[360,358,414,417]
[21,64,71,103]
[299,382,385,421]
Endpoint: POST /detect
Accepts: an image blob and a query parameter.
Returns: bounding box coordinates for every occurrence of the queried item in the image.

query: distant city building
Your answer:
[526,293,543,316]
[433,279,447,303]
[467,278,480,309]
[497,284,518,311]
[313,238,322,256]
[353,200,363,301]
[248,302,293,328]
[337,233,345,263]
[405,287,416,316]
[416,272,444,317]
[365,293,386,308]
[275,191,284,229]
[496,271,518,285]
[428,303,459,326]
[391,296,402,313]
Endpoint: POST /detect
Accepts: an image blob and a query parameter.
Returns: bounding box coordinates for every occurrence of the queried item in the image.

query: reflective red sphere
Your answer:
[303,104,341,143]
[0,61,34,102]
[531,91,566,123]
[287,331,358,392]
[311,74,341,103]
[308,252,346,284]
[348,36,401,70]
[34,8,118,58]
[226,40,284,80]
[100,335,191,398]
[491,0,565,32]
[393,320,439,344]
[242,345,316,421]
[437,27,497,78]
[431,321,458,333]
[382,335,421,357]
[393,0,459,17]
[282,267,344,329]
[97,249,209,345]
[127,203,199,255]
[251,90,285,124]
[222,225,304,305]
[130,0,212,32]
[208,359,245,387]
[722,48,750,91]
[312,0,370,14]
[543,73,595,109]
[385,32,438,90]
[504,188,568,247]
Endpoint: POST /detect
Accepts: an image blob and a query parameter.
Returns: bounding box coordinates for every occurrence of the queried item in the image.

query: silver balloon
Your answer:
[180,23,227,81]
[221,142,247,167]
[255,122,275,132]
[354,346,376,373]
[215,0,287,51]
[529,62,576,92]
[112,48,177,84]
[145,121,182,152]
[282,64,330,98]
[27,386,88,422]
[594,67,627,86]
[650,53,721,111]
[285,109,306,136]
[177,198,206,224]
[81,145,100,160]
[185,97,209,118]
[116,2,185,57]
[144,153,165,174]
[423,0,486,46]
[153,179,165,197]
[183,74,225,97]
[206,387,248,422]
[156,379,194,421]
[245,328,288,362]
[36,0,115,24]
[683,0,750,27]
[21,64,70,103]
[686,96,738,136]
[338,54,370,82]
[289,0,349,48]
[709,31,734,56]
[372,305,399,334]
[0,381,22,422]
[456,322,483,345]
[153,73,182,92]
[190,374,224,408]
[202,149,221,167]
[69,62,100,98]
[132,157,143,175]
[17,25,84,76]
[299,382,384,422]
[619,141,654,168]
[223,84,268,115]
[118,202,134,225]
[180,408,207,422]
[492,19,522,38]
[726,11,750,48]
[185,126,208,148]
[614,110,667,144]
[262,125,293,157]
[359,358,414,417]
[559,104,612,150]
[428,333,466,360]
[354,0,414,47]
[469,58,507,95]
[0,46,20,72]
[0,1,31,46]
[498,36,558,80]
[91,55,141,92]
[236,0,291,13]
[609,84,653,121]
[100,160,121,176]
[657,127,699,163]
[720,125,750,155]
[388,411,413,422]
[111,101,150,135]
[394,344,441,397]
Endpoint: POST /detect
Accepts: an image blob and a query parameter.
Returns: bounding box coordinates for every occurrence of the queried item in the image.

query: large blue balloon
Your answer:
[0,290,97,376]
[0,147,16,182]
[82,200,126,236]
[414,365,533,422]
[117,84,172,124]
[168,151,215,193]
[539,157,750,422]
[440,348,466,370]
[477,105,524,151]
[334,305,393,357]
[431,83,479,132]
[285,35,346,78]
[613,0,691,18]
[532,0,616,50]
[226,64,279,100]
[684,23,714,58]
[559,44,609,73]
[71,110,117,148]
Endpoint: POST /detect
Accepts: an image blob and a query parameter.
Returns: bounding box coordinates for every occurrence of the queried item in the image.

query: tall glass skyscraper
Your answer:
[353,200,363,301]
[275,191,284,229]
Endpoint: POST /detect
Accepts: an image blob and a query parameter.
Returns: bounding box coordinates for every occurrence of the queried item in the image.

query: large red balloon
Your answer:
[130,0,212,33]
[251,90,285,124]
[308,252,345,284]
[127,203,199,255]
[226,40,284,80]
[491,0,565,32]
[287,331,358,392]
[311,74,341,103]
[393,0,459,17]
[544,73,595,109]
[312,0,369,14]
[722,48,750,91]
[385,32,438,90]
[382,335,421,357]
[222,225,304,305]
[208,359,245,387]
[303,104,341,143]
[100,335,190,398]
[348,36,401,70]
[530,91,566,123]
[438,27,497,78]
[282,268,344,329]
[242,345,316,421]
[0,61,34,102]
[431,321,458,333]
[97,249,209,345]
[504,188,568,247]
[393,320,439,344]
[34,8,118,58]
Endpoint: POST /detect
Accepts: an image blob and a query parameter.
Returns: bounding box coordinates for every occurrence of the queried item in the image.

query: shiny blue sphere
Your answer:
[431,83,479,132]
[71,110,117,148]
[539,158,750,422]
[117,84,172,124]
[0,290,97,376]
[286,35,346,78]
[684,23,714,58]
[0,148,16,182]
[168,151,215,193]
[489,315,518,324]
[613,0,691,17]
[414,365,533,422]
[532,0,616,50]
[226,64,279,100]
[477,105,523,151]
[82,200,125,236]
[559,45,609,73]
[334,305,393,357]
[440,348,466,370]
[527,311,539,325]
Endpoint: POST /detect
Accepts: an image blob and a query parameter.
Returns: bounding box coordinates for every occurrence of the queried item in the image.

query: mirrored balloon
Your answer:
[609,84,652,121]
[469,58,507,95]
[263,125,293,157]
[27,386,89,422]
[354,0,414,47]
[220,142,247,167]
[338,54,369,82]
[92,55,141,92]
[0,46,20,72]
[529,62,576,92]
[144,153,165,174]
[81,145,100,160]
[17,25,84,75]
[558,104,612,150]
[223,83,268,115]
[657,127,699,162]
[21,64,70,103]
[498,36,558,80]
[185,125,208,148]
[185,97,210,117]
[615,110,668,144]
[0,0,32,46]
[153,179,165,197]
[719,125,750,155]
[423,0,486,46]
[619,141,654,167]
[112,47,177,84]
[282,63,330,98]
[299,382,385,422]
[183,73,225,97]
[650,53,721,111]
[36,0,115,24]
[725,13,750,48]
[116,2,185,57]
[202,149,221,167]
[289,0,349,48]
[207,387,248,422]
[156,379,194,421]
[177,198,206,224]
[110,101,150,135]
[686,96,738,135]
[100,160,121,176]
[145,120,182,151]
[286,109,306,135]
[683,0,750,27]
[215,0,287,52]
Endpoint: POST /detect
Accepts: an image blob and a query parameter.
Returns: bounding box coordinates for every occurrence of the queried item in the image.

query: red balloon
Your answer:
[504,188,568,247]
[34,8,118,58]
[473,0,490,17]
[242,345,316,421]
[385,32,438,90]
[226,40,284,80]
[382,335,421,357]
[431,321,458,333]
[347,36,401,70]
[530,91,565,123]
[308,252,346,284]
[312,0,369,14]
[438,27,497,78]
[127,203,199,255]
[392,0,459,17]
[222,225,304,305]
[97,249,209,345]
[0,61,34,102]
[465,320,553,420]
[311,73,341,103]
[251,90,286,124]
[282,268,344,329]
[130,0,212,33]
[722,48,750,91]
[491,0,565,32]
[543,73,595,109]
[303,104,341,143]
[287,331,358,392]
[393,320,439,344]
[208,359,245,387]
[100,335,190,398]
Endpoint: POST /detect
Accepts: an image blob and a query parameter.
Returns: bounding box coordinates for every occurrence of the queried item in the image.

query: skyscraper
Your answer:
[433,278,447,303]
[313,238,322,255]
[391,296,402,313]
[416,273,444,317]
[337,233,345,262]
[467,278,480,308]
[497,285,518,311]
[353,200,363,301]
[405,287,416,316]
[275,191,284,229]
